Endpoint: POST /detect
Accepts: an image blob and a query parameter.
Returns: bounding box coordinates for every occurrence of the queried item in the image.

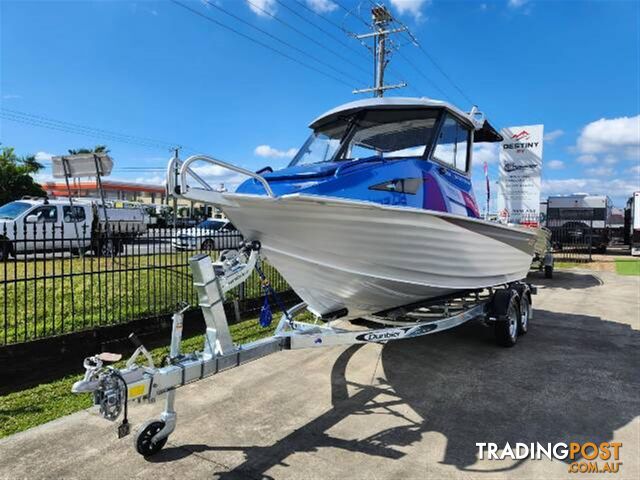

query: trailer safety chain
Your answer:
[108,368,130,438]
[255,260,292,326]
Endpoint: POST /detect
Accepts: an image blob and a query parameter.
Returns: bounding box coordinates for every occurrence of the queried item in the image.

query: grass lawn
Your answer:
[0,253,286,344]
[0,311,312,439]
[615,259,640,276]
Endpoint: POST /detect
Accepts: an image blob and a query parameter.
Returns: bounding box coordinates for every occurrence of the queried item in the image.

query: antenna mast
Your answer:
[352,4,407,97]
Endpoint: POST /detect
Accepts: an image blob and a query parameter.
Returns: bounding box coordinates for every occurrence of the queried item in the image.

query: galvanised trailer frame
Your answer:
[71,241,534,457]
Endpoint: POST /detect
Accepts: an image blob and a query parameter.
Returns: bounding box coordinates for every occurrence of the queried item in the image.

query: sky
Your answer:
[1,0,639,208]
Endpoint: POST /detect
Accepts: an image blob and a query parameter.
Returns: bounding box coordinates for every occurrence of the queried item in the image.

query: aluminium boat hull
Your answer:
[212,192,538,320]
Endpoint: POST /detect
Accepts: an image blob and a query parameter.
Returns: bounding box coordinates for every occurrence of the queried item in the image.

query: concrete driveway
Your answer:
[1,269,638,479]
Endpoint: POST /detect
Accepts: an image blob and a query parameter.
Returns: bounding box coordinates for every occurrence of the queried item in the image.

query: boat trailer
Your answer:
[71,241,535,457]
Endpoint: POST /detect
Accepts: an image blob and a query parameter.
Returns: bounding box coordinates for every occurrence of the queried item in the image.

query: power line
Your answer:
[245,0,371,78]
[1,108,180,150]
[394,50,452,101]
[332,0,371,28]
[204,0,362,84]
[413,42,475,105]
[362,0,475,105]
[171,0,353,89]
[287,0,409,91]
[284,0,371,61]
[0,109,188,153]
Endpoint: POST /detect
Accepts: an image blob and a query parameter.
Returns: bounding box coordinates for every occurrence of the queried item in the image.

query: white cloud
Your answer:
[35,151,54,163]
[603,155,618,165]
[2,94,22,100]
[629,165,640,175]
[547,160,564,170]
[576,114,640,155]
[254,144,297,158]
[389,0,431,20]
[508,0,529,8]
[472,143,499,165]
[31,172,53,185]
[586,166,615,177]
[542,177,640,201]
[576,154,597,165]
[305,0,337,14]
[543,129,564,142]
[246,0,276,17]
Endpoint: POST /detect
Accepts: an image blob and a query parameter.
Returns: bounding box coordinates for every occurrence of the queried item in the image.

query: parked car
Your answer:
[0,198,148,260]
[171,219,241,251]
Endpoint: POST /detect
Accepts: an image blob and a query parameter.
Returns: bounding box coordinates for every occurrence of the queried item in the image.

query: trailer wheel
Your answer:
[518,294,531,335]
[95,238,122,257]
[491,289,520,347]
[0,241,10,262]
[511,284,532,335]
[201,239,215,252]
[544,265,553,279]
[134,419,168,457]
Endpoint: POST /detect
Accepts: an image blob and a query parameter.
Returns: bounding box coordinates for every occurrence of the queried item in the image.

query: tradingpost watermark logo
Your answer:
[476,442,623,474]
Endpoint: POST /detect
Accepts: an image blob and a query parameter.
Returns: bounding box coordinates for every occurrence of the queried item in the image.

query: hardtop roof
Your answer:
[309,97,503,142]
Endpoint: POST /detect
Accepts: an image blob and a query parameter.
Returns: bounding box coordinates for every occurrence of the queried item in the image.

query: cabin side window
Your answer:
[63,206,86,223]
[31,206,58,223]
[432,114,470,172]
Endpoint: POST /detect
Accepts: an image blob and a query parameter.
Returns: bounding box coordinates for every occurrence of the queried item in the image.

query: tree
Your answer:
[0,147,46,205]
[68,145,110,155]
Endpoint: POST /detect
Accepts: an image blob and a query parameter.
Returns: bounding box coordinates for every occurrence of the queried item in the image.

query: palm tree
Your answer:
[68,145,110,155]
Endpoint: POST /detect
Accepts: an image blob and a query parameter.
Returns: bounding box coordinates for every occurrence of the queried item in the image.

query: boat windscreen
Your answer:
[341,109,439,160]
[289,109,440,166]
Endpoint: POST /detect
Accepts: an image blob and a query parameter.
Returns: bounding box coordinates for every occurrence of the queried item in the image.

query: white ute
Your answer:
[0,197,148,260]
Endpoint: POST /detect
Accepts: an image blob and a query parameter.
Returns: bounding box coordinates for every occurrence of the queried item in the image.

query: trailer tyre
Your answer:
[518,294,531,335]
[95,238,122,257]
[512,284,532,335]
[0,241,10,262]
[201,239,215,252]
[134,419,168,457]
[544,265,553,279]
[491,289,520,347]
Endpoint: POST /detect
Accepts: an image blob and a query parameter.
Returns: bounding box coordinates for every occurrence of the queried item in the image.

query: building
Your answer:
[42,179,215,220]
[42,180,167,205]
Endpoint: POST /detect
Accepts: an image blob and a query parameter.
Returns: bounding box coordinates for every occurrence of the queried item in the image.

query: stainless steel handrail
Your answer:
[166,155,214,194]
[178,154,275,198]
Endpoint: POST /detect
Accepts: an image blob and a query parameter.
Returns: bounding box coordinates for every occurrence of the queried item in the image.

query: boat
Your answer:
[169,97,541,320]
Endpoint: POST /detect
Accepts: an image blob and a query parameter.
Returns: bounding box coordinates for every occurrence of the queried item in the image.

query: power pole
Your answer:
[171,146,181,227]
[352,4,407,97]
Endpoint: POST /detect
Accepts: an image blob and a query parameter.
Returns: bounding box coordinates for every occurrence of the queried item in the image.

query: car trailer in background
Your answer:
[71,241,536,457]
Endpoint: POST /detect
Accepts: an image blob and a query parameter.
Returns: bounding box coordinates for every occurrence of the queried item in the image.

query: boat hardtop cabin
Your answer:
[236,97,503,219]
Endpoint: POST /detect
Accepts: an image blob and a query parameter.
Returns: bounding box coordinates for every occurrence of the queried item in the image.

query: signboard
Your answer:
[496,125,544,224]
[52,153,113,178]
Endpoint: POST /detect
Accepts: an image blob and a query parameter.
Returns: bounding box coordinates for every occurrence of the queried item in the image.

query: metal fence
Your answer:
[546,219,598,262]
[0,221,291,345]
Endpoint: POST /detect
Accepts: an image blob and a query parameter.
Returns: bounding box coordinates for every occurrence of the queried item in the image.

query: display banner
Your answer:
[496,125,544,224]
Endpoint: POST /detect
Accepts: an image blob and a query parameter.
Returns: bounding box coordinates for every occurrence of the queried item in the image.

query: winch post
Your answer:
[190,254,234,356]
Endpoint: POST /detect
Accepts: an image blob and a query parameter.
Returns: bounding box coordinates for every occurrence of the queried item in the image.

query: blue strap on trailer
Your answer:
[255,261,291,327]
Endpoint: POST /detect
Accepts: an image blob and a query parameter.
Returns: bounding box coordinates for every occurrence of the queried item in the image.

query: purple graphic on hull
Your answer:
[422,173,447,212]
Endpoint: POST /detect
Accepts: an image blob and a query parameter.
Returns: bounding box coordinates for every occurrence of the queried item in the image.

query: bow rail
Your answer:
[167,154,275,198]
